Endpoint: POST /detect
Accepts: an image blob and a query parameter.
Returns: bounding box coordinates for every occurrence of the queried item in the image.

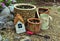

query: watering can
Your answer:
[40,13,52,30]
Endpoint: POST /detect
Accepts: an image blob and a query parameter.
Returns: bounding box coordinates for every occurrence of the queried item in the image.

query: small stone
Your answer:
[3,38,9,41]
[6,21,14,26]
[0,35,2,41]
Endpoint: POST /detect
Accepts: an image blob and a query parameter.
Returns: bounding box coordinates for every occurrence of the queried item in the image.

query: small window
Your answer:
[18,24,22,28]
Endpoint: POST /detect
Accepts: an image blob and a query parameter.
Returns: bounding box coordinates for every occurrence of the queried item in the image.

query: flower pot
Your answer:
[37,7,49,14]
[35,7,49,18]
[14,3,36,22]
[27,18,41,33]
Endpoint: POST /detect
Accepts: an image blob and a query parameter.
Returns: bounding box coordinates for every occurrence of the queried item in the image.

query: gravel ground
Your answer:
[0,6,60,41]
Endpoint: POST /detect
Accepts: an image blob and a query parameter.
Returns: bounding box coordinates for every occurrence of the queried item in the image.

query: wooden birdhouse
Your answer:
[14,14,26,34]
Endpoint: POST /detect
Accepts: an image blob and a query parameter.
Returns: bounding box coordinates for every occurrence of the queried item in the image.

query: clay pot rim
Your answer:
[37,7,49,14]
[36,7,49,18]
[14,3,36,10]
[27,18,41,24]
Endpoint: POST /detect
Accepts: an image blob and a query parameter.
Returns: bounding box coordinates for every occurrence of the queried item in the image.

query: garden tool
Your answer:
[36,34,50,41]
[26,30,50,39]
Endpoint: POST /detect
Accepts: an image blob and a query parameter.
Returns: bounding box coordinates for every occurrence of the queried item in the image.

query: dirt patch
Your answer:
[16,5,34,9]
[29,19,40,23]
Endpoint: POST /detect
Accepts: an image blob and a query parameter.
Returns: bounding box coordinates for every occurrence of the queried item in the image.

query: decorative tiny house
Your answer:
[14,14,26,34]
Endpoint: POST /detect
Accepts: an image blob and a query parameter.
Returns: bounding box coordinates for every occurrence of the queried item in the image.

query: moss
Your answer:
[57,9,60,12]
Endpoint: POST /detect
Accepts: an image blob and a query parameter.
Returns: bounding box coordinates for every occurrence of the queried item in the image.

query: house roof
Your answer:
[14,14,24,25]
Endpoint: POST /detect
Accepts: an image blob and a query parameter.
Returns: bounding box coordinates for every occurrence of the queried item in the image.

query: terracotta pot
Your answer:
[27,18,41,33]
[14,3,36,22]
[37,7,49,14]
[35,7,49,18]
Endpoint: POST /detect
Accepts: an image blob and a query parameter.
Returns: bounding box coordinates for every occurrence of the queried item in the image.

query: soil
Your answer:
[16,5,34,9]
[38,8,48,14]
[29,19,40,23]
